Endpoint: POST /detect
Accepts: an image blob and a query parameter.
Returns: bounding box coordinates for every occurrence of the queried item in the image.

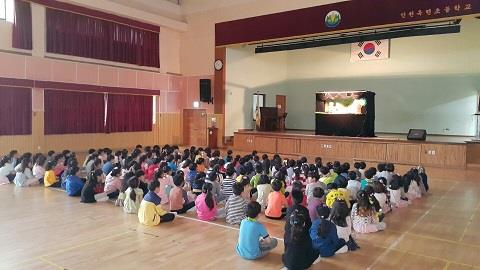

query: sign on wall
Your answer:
[350,39,390,62]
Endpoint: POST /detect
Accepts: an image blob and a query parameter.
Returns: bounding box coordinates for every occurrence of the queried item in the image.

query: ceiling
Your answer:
[104,0,347,24]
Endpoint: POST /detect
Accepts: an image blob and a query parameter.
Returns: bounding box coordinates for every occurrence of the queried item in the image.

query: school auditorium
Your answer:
[0,0,480,269]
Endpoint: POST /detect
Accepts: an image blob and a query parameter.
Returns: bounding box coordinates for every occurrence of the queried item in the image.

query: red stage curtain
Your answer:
[0,86,32,135]
[106,94,152,133]
[46,8,159,68]
[44,90,105,135]
[12,0,33,50]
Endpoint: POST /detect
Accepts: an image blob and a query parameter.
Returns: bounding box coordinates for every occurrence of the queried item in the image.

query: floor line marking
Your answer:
[175,214,285,242]
[40,231,133,258]
[38,257,66,270]
[459,200,480,242]
[366,182,458,270]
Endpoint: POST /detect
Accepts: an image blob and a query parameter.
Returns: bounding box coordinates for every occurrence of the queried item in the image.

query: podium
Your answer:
[256,107,278,131]
[208,127,218,149]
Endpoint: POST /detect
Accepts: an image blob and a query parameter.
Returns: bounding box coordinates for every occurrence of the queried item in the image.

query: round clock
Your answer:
[214,59,223,71]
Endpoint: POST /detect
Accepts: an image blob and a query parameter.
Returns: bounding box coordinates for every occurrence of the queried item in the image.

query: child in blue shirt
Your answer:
[65,166,84,197]
[236,201,278,260]
[310,205,347,257]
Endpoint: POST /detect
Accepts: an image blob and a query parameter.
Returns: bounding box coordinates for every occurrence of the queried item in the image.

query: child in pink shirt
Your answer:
[155,167,174,206]
[195,182,217,221]
[170,173,195,214]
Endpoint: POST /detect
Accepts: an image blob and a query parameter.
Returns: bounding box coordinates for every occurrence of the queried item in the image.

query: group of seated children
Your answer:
[0,146,429,269]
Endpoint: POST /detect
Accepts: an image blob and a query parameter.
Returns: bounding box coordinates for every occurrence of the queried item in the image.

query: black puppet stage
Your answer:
[315,91,375,137]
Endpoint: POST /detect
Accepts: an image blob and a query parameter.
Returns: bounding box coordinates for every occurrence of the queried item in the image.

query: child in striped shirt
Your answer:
[225,182,248,225]
[222,166,236,199]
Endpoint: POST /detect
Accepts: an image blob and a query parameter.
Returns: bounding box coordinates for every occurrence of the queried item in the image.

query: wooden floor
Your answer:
[1,169,480,270]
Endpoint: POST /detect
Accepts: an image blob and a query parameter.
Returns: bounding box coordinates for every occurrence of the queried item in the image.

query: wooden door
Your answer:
[183,109,207,147]
[276,95,286,131]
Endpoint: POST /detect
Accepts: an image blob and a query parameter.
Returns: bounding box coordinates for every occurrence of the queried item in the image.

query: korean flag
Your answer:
[351,39,390,62]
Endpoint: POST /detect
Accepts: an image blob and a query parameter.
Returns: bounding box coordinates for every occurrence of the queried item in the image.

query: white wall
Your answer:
[225,46,288,135]
[225,19,480,136]
[180,0,344,76]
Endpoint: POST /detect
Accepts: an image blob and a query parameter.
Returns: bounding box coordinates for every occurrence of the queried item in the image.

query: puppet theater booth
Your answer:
[315,91,375,137]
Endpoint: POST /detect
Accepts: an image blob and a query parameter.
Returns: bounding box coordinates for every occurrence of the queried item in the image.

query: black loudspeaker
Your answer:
[407,129,427,141]
[200,79,212,103]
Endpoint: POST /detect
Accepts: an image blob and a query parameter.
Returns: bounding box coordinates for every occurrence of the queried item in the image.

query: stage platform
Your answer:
[233,130,475,168]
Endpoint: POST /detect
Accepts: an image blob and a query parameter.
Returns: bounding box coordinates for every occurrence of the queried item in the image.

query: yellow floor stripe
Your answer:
[459,200,480,242]
[38,257,65,270]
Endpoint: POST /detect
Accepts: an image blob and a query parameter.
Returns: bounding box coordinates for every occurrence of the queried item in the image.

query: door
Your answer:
[276,95,286,131]
[183,109,207,147]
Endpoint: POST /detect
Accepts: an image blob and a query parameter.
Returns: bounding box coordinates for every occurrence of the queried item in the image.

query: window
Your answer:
[0,0,5,20]
[46,8,160,68]
[1,0,14,22]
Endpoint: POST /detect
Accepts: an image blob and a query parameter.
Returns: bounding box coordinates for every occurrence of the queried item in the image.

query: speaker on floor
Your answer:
[407,129,427,141]
[200,79,212,103]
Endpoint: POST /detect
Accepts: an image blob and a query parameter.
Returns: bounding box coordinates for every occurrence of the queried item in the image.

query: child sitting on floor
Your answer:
[14,158,39,187]
[283,208,320,270]
[32,155,46,184]
[65,166,84,197]
[124,177,144,214]
[156,167,174,206]
[192,173,206,196]
[320,166,337,185]
[310,205,347,258]
[361,167,376,190]
[44,161,59,188]
[305,171,325,204]
[222,166,236,198]
[0,155,16,184]
[286,181,307,207]
[405,171,422,200]
[169,174,195,214]
[388,176,409,208]
[249,164,263,189]
[225,182,249,225]
[256,174,273,212]
[351,190,386,234]
[138,180,175,226]
[308,187,325,221]
[330,200,359,251]
[195,182,218,221]
[81,169,108,203]
[104,167,122,198]
[346,171,361,203]
[236,201,278,260]
[373,180,391,214]
[265,179,288,219]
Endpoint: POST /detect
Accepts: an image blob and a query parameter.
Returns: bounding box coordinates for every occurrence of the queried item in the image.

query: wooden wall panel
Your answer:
[444,145,466,168]
[420,144,446,167]
[467,143,480,165]
[277,138,300,154]
[300,139,324,156]
[386,143,421,164]
[332,141,354,159]
[254,137,277,153]
[354,142,387,162]
[0,112,183,156]
[234,133,254,152]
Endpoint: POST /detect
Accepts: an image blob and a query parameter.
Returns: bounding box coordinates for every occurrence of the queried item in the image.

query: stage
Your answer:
[233,129,473,168]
